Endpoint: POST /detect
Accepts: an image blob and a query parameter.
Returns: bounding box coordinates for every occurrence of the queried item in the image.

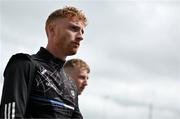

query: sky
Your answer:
[0,0,180,119]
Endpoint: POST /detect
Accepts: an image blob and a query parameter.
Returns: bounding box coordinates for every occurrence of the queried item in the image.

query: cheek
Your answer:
[77,80,83,85]
[64,29,74,38]
[57,33,70,47]
[63,32,74,45]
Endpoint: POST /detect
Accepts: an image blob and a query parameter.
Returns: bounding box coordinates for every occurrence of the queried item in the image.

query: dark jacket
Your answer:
[0,47,83,119]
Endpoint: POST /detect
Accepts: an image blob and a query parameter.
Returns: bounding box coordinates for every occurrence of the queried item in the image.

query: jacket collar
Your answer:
[35,47,65,68]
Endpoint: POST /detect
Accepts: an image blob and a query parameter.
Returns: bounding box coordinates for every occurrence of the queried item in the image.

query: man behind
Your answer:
[64,59,90,95]
[0,6,87,118]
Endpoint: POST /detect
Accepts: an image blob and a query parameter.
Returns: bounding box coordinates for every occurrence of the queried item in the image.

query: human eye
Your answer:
[79,76,86,80]
[69,25,80,32]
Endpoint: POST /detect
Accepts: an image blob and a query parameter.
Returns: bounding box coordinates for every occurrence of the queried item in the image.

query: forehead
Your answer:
[54,17,84,26]
[68,17,85,27]
[73,67,89,74]
[55,18,85,34]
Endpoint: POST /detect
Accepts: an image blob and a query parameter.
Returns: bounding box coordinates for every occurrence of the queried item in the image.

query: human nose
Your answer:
[76,31,83,41]
[83,79,88,86]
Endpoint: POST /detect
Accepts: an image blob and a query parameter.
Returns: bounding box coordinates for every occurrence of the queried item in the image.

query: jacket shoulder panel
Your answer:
[3,53,32,76]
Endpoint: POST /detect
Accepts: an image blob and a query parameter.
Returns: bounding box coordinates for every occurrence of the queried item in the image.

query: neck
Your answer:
[46,44,66,61]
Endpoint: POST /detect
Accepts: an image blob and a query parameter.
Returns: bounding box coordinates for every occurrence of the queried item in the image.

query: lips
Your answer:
[72,42,80,48]
[80,86,85,91]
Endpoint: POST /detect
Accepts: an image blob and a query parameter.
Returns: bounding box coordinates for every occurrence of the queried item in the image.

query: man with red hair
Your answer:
[0,6,88,118]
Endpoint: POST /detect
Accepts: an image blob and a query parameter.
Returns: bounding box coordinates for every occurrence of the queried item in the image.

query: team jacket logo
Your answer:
[34,68,63,96]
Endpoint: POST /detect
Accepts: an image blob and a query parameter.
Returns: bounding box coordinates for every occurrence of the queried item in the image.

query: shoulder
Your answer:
[4,53,33,76]
[7,53,33,65]
[6,53,32,67]
[9,53,31,62]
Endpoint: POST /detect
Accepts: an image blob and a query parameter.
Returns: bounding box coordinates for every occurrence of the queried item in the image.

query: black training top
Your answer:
[0,47,83,119]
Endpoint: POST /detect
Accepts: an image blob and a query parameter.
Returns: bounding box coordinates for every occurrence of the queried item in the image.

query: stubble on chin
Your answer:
[67,49,78,56]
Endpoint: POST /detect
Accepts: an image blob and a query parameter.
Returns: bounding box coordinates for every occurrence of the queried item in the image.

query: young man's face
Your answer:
[52,17,85,56]
[71,68,89,95]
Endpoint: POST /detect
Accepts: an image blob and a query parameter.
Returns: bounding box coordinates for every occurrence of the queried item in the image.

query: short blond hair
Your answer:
[64,59,90,73]
[45,6,87,32]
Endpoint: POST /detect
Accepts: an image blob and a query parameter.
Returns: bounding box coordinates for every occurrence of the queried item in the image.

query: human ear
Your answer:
[47,23,56,37]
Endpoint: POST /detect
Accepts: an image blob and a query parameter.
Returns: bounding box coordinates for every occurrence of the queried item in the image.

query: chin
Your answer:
[68,52,76,56]
[68,50,77,56]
